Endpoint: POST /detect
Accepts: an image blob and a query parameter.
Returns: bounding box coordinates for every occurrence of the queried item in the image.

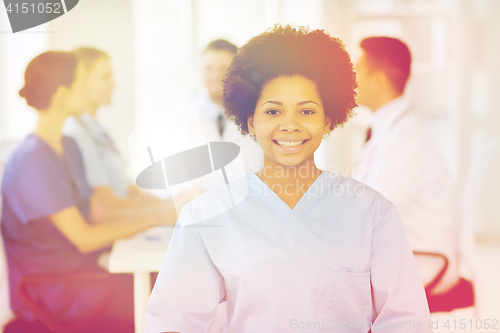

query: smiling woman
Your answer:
[146,25,432,333]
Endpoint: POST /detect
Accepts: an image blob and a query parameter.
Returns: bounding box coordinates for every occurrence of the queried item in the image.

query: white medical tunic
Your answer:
[63,113,130,197]
[354,97,460,293]
[146,171,431,333]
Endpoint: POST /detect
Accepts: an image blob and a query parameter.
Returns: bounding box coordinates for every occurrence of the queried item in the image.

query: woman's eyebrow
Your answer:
[261,100,319,107]
[297,100,319,106]
[261,101,283,106]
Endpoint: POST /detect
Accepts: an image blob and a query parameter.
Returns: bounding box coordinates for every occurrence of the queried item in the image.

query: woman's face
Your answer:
[248,75,331,169]
[82,56,115,108]
[63,63,87,115]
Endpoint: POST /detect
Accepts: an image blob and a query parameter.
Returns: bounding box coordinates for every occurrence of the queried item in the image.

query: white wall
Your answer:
[0,0,135,161]
[0,9,49,142]
[132,0,195,126]
[132,0,327,166]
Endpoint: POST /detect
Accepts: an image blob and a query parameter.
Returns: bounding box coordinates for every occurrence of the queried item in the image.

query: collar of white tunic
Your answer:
[198,96,224,122]
[78,113,107,138]
[369,96,411,141]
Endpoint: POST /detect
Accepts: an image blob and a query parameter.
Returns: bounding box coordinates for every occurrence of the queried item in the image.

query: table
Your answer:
[108,226,174,333]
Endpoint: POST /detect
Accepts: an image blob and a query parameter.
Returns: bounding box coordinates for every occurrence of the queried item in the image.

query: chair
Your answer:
[0,223,14,332]
[3,318,54,333]
[6,272,113,333]
[413,251,474,313]
[0,240,14,332]
[0,141,19,331]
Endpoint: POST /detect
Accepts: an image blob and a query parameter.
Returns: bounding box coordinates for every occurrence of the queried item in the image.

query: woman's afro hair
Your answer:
[222,25,357,135]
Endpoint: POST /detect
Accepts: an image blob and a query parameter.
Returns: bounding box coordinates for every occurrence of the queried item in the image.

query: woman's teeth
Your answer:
[275,140,305,148]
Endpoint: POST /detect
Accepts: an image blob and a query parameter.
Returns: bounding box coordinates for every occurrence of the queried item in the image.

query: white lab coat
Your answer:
[354,97,460,293]
[196,97,263,174]
[146,171,431,333]
[63,114,130,197]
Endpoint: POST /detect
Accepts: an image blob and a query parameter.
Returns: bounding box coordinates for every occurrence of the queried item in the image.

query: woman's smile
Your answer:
[273,138,309,151]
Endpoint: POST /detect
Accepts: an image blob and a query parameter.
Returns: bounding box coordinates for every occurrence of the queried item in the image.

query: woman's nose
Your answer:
[279,113,301,132]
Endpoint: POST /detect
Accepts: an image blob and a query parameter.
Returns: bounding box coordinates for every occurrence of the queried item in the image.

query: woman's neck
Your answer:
[257,158,322,190]
[88,104,99,117]
[257,158,322,209]
[33,107,67,154]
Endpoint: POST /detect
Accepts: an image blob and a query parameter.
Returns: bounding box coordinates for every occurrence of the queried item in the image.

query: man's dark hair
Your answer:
[222,25,357,136]
[205,39,238,56]
[360,37,411,95]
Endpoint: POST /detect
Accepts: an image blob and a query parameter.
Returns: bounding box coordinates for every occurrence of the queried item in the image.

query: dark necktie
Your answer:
[217,114,225,137]
[365,127,372,143]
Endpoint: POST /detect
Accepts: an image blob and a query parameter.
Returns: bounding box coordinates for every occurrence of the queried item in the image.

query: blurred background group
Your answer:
[0,0,499,331]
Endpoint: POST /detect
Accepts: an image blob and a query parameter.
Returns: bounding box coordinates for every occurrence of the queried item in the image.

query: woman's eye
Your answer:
[266,109,279,115]
[301,109,315,115]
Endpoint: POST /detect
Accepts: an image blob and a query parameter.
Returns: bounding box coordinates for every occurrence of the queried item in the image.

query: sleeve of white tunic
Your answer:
[370,204,432,332]
[146,207,225,333]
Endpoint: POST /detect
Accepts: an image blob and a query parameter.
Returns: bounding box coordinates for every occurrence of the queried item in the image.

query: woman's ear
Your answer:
[247,115,255,136]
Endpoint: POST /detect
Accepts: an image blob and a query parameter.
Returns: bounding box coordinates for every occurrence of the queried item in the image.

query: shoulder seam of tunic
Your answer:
[371,202,396,233]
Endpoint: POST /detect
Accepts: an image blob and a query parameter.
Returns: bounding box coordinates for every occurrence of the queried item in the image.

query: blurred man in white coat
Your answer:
[354,37,463,303]
[197,39,263,174]
[192,39,264,332]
